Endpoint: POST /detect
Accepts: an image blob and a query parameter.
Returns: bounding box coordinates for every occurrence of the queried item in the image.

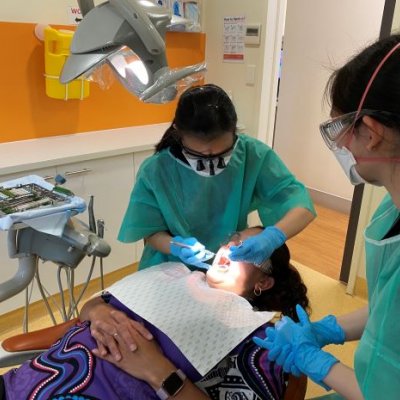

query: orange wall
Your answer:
[0,22,205,143]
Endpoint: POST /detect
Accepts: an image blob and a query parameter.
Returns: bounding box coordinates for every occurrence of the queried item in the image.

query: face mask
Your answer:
[182,136,238,177]
[333,147,366,185]
[183,151,233,177]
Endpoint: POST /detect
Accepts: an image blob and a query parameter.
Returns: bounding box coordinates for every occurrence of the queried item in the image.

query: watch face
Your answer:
[163,372,184,395]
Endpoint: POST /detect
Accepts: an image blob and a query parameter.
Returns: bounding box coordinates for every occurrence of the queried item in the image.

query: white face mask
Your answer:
[183,152,233,177]
[333,147,366,185]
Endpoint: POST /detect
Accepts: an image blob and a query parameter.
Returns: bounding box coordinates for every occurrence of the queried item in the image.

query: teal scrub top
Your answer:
[118,134,315,269]
[354,194,400,399]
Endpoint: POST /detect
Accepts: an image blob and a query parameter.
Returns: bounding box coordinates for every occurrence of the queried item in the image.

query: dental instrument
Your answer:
[0,175,111,367]
[60,0,206,103]
[170,240,215,262]
[0,175,110,324]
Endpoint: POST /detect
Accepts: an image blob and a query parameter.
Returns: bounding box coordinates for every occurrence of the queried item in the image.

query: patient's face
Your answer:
[206,245,265,297]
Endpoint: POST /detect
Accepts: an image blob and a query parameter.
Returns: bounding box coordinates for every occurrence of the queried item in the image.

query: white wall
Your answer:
[202,0,268,137]
[393,0,400,33]
[0,0,81,24]
[273,0,385,202]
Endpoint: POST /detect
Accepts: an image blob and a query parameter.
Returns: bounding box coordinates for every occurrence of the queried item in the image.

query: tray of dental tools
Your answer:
[0,183,73,216]
[0,175,86,231]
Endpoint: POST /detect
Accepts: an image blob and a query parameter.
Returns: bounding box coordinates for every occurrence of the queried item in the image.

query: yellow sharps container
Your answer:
[44,26,90,100]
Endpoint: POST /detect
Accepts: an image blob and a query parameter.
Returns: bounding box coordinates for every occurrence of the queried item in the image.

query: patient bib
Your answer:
[107,263,275,375]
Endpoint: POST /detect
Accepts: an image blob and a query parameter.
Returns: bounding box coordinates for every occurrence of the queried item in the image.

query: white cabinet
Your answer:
[0,154,136,316]
[56,154,136,281]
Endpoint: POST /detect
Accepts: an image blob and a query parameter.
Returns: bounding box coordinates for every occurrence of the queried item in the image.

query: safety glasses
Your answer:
[320,111,359,150]
[320,109,399,150]
[181,135,238,160]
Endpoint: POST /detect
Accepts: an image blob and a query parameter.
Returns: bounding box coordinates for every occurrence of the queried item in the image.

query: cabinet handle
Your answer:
[43,169,91,181]
[64,168,92,177]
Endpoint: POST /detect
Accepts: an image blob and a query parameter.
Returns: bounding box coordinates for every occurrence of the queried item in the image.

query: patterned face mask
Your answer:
[182,136,237,177]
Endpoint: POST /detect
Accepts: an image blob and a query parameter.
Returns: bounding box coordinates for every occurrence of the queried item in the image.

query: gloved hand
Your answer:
[170,236,210,270]
[312,314,345,347]
[254,305,338,387]
[253,309,313,375]
[228,226,286,265]
[254,324,302,376]
[253,308,345,355]
[290,305,339,385]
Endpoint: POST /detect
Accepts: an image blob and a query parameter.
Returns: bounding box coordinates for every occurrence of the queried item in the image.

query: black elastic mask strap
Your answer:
[217,157,226,169]
[209,160,215,175]
[196,159,205,171]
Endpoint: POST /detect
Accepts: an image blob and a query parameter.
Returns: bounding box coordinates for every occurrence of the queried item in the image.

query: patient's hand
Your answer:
[80,297,153,361]
[93,330,175,390]
[94,327,210,399]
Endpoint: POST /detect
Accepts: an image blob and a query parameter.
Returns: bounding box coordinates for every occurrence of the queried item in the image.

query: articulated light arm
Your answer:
[77,0,95,16]
[62,0,206,103]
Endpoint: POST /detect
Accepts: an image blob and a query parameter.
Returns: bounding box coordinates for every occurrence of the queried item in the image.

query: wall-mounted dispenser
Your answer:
[43,26,90,100]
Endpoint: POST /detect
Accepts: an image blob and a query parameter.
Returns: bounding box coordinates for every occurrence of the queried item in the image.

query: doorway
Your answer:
[259,0,386,281]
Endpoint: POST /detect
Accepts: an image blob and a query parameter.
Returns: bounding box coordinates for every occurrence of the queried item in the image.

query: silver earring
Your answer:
[253,287,262,297]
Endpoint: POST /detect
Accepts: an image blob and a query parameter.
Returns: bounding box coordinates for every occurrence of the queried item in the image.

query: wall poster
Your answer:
[223,16,245,62]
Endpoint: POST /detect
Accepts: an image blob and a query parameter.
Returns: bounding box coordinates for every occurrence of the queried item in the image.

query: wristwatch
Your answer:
[156,369,187,399]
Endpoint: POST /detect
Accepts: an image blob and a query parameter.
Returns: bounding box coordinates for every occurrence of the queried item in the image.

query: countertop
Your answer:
[0,123,169,175]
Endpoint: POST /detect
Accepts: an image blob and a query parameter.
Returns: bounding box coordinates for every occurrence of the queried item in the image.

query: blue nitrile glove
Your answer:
[229,226,287,265]
[170,236,210,270]
[255,309,344,352]
[311,315,345,347]
[253,318,302,376]
[290,305,338,386]
[256,305,338,388]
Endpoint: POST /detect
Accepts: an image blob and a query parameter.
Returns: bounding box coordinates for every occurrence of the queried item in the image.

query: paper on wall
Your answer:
[223,16,245,62]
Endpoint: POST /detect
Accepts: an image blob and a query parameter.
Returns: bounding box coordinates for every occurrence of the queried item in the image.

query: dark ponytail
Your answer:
[326,34,400,132]
[155,123,178,153]
[251,244,310,321]
[155,84,237,153]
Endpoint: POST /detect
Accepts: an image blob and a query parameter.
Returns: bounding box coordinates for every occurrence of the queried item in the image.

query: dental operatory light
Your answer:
[108,48,150,86]
[60,0,206,103]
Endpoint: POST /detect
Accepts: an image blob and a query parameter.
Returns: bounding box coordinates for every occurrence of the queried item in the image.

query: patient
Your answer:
[1,234,309,400]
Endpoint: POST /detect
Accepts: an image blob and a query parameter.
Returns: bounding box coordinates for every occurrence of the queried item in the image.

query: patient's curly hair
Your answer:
[250,244,309,322]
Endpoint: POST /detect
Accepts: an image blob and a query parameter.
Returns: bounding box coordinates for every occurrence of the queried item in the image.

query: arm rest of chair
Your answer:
[2,318,79,352]
[284,374,308,400]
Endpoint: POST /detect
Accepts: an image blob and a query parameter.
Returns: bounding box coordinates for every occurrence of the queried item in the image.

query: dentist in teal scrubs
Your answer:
[118,84,316,270]
[86,84,315,361]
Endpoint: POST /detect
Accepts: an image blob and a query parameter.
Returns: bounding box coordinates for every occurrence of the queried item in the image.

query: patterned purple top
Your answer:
[3,296,286,399]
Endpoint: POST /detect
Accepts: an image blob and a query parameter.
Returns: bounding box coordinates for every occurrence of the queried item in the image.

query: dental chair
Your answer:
[0,176,306,398]
[0,175,111,367]
[1,320,307,400]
